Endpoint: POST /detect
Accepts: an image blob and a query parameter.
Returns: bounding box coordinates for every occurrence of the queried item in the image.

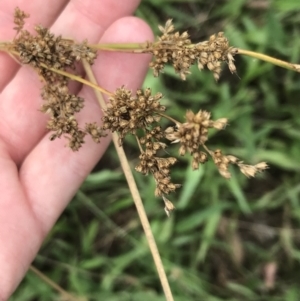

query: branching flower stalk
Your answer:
[0,7,272,212]
[82,60,174,301]
[88,43,300,74]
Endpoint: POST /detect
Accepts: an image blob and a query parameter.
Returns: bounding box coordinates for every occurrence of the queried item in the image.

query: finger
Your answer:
[0,17,153,299]
[0,0,68,91]
[21,17,153,232]
[0,0,141,164]
[0,145,43,299]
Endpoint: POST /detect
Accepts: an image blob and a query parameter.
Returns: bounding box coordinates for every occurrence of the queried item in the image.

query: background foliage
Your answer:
[12,0,300,300]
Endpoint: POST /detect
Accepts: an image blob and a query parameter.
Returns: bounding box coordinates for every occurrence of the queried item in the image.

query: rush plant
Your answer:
[1,7,299,301]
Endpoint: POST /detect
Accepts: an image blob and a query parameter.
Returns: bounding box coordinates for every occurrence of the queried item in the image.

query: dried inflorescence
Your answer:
[100,87,181,208]
[209,149,268,179]
[165,110,227,170]
[46,116,86,150]
[138,129,178,192]
[13,24,97,80]
[85,122,107,143]
[6,8,268,212]
[102,87,166,145]
[13,7,29,33]
[165,111,268,179]
[148,19,194,79]
[41,83,84,117]
[135,152,180,196]
[11,8,104,150]
[146,19,238,80]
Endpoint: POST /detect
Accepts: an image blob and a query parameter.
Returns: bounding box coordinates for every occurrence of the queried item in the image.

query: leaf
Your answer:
[196,211,221,262]
[176,203,231,233]
[177,164,205,209]
[81,169,122,190]
[226,170,252,214]
[257,150,300,171]
[226,282,257,298]
[80,256,106,269]
[82,220,100,254]
[274,0,300,12]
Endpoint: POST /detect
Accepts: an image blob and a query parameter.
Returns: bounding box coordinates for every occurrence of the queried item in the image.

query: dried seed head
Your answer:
[163,196,175,217]
[212,118,228,130]
[102,87,165,144]
[135,148,180,197]
[147,19,196,79]
[13,7,29,33]
[70,40,97,65]
[12,12,96,85]
[66,130,86,151]
[238,161,268,178]
[146,19,237,80]
[47,116,86,151]
[165,109,227,169]
[85,122,107,143]
[202,146,269,179]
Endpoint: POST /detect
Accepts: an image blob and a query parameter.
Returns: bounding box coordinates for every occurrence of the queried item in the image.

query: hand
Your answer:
[0,0,152,298]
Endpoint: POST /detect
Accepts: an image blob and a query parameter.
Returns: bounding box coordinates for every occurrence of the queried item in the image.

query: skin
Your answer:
[0,0,153,299]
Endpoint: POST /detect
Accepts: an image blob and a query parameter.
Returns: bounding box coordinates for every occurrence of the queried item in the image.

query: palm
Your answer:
[0,0,152,298]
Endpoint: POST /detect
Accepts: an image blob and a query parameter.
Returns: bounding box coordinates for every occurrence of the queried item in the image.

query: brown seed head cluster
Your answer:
[13,7,29,33]
[102,87,166,145]
[85,122,107,143]
[102,86,181,207]
[147,19,237,80]
[210,149,268,179]
[238,161,269,178]
[47,116,85,150]
[163,196,176,217]
[196,32,237,81]
[135,126,180,199]
[13,24,96,81]
[41,83,84,117]
[11,8,103,150]
[165,110,228,170]
[135,152,180,196]
[165,110,268,178]
[148,19,194,80]
[139,126,165,150]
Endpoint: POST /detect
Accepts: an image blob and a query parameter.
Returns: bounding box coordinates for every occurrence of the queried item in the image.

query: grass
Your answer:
[12,1,300,300]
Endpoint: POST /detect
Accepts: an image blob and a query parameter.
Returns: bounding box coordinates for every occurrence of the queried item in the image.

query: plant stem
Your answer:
[0,42,8,50]
[40,63,113,96]
[158,112,180,126]
[5,40,300,74]
[202,143,212,156]
[82,60,174,301]
[135,134,144,153]
[237,48,300,72]
[88,42,147,52]
[29,265,80,301]
[88,41,181,53]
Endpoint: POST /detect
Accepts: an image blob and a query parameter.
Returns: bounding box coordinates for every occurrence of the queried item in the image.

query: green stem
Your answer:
[237,48,300,72]
[88,42,148,53]
[88,41,181,53]
[2,39,300,74]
